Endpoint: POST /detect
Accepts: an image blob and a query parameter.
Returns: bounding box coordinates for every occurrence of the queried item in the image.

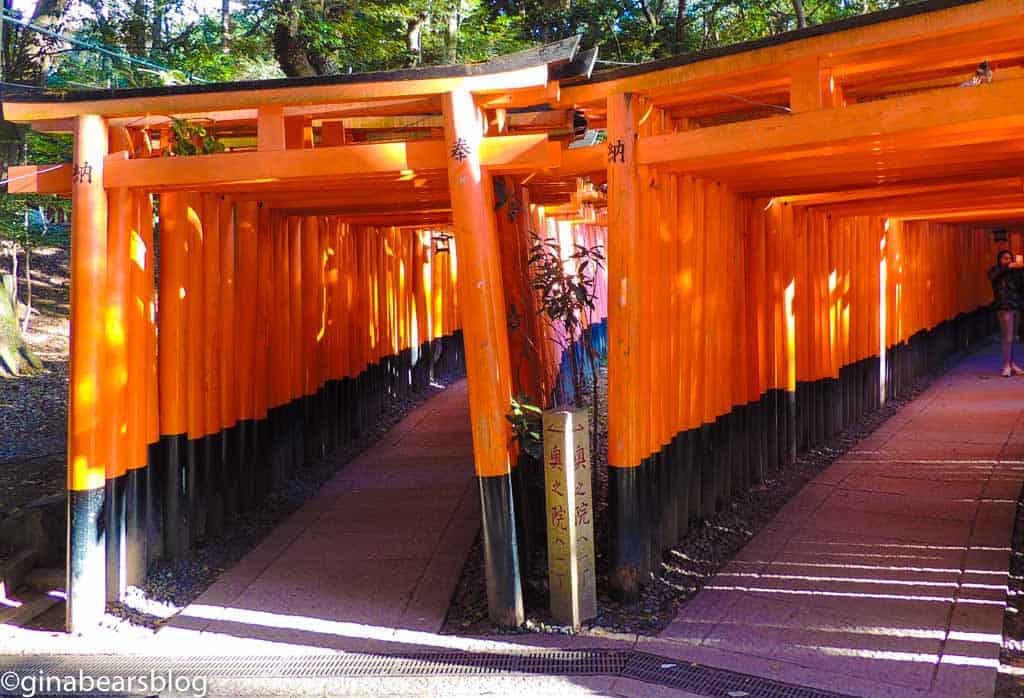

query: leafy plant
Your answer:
[166,118,225,156]
[507,229,606,459]
[527,231,606,408]
[507,394,543,460]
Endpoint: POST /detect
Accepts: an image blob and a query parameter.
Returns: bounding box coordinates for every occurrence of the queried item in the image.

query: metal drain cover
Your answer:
[0,649,852,697]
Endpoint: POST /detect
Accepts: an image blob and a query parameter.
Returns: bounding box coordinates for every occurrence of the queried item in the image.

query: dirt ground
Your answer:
[0,245,69,520]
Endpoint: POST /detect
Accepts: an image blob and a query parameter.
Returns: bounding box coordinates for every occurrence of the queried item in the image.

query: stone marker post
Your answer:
[543,408,597,627]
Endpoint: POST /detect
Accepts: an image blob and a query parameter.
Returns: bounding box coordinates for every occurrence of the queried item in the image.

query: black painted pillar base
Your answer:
[784,389,797,466]
[160,433,187,560]
[186,437,203,543]
[748,399,764,485]
[236,420,254,515]
[704,419,720,515]
[145,441,163,565]
[609,465,643,603]
[661,440,678,552]
[645,453,661,571]
[689,426,702,526]
[268,406,286,490]
[341,376,353,445]
[222,423,240,525]
[205,432,224,539]
[510,453,535,583]
[477,473,524,627]
[290,399,304,472]
[104,473,126,603]
[255,416,272,504]
[730,406,746,497]
[67,486,105,632]
[125,466,146,587]
[700,422,715,520]
[765,389,781,475]
[676,431,693,541]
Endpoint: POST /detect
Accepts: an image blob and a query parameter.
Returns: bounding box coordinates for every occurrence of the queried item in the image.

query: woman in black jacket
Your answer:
[988,249,1024,376]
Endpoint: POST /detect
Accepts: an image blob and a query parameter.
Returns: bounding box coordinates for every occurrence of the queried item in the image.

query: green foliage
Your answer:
[0,131,72,250]
[507,230,604,455]
[167,118,225,156]
[527,232,605,346]
[3,0,915,90]
[507,394,544,459]
[441,4,533,63]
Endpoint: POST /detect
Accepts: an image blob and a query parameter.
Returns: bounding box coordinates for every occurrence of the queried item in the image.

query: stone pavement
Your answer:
[642,345,1024,697]
[165,378,485,650]
[2,350,1022,697]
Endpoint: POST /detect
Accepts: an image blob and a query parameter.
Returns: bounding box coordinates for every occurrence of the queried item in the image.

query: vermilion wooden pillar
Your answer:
[441,89,524,628]
[157,192,189,559]
[606,92,645,602]
[67,114,109,632]
[103,127,133,604]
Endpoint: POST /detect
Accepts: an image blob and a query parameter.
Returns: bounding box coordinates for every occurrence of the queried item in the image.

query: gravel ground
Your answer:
[444,362,950,637]
[0,246,69,517]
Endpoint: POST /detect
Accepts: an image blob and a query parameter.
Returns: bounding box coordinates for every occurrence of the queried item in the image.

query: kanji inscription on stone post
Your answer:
[543,408,596,627]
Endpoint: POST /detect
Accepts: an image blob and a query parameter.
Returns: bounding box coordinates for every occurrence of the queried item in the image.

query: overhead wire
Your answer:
[0,7,207,85]
[0,163,66,187]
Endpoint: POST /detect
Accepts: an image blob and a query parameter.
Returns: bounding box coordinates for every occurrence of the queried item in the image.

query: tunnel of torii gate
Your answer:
[5,0,1024,632]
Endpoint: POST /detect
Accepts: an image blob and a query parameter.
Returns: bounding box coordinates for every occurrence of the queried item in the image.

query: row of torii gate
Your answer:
[4,0,1024,631]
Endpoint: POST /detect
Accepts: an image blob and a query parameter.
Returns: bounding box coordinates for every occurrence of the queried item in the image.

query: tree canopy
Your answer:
[1,0,911,89]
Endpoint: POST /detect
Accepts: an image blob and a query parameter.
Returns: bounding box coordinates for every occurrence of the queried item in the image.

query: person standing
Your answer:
[988,249,1024,376]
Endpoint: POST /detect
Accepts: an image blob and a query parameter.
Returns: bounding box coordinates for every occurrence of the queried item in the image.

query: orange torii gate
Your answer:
[5,39,600,631]
[5,0,1024,631]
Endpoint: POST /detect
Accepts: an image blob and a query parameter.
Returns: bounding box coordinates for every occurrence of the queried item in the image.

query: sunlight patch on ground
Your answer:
[181,604,539,652]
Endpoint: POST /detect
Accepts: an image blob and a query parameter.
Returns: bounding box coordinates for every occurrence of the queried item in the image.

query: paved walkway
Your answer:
[642,345,1024,697]
[165,379,485,650]
[3,350,1023,697]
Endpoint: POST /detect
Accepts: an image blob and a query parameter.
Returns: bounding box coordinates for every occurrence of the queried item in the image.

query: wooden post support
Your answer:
[235,201,259,511]
[103,127,133,603]
[185,192,206,541]
[157,192,189,558]
[218,198,238,524]
[543,408,596,628]
[257,105,285,152]
[606,92,644,602]
[67,114,109,632]
[140,188,161,566]
[201,193,224,537]
[441,89,524,628]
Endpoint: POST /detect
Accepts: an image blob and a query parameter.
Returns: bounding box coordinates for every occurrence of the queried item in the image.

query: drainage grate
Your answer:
[624,651,849,698]
[0,649,852,697]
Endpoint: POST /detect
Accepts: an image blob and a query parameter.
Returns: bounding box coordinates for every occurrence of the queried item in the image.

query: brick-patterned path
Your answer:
[642,345,1023,697]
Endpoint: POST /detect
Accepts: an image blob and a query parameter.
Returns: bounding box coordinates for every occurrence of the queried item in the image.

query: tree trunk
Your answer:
[20,246,30,334]
[151,0,164,51]
[0,0,67,379]
[445,7,459,64]
[792,0,808,28]
[674,0,687,47]
[128,0,148,55]
[639,0,659,32]
[272,0,322,77]
[405,12,427,66]
[23,0,71,83]
[221,0,231,52]
[0,273,41,377]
